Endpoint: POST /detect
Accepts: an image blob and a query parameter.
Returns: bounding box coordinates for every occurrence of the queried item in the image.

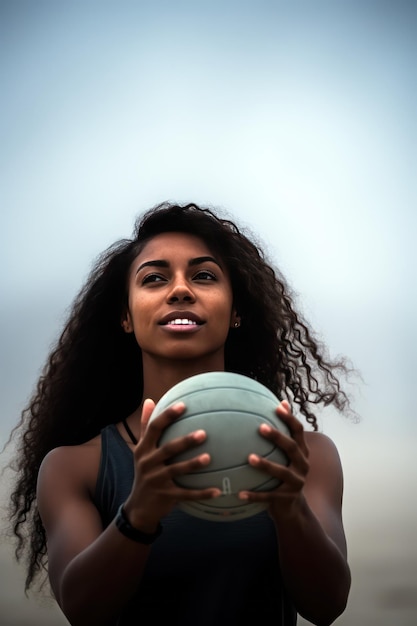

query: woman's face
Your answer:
[123,232,238,368]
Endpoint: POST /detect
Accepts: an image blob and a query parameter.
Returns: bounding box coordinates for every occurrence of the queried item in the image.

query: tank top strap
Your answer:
[93,424,134,527]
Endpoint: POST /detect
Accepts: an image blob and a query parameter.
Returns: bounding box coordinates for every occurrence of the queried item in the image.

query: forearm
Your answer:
[59,520,153,626]
[274,498,351,626]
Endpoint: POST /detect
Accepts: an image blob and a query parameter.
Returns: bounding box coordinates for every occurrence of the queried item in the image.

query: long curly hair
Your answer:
[5,202,355,592]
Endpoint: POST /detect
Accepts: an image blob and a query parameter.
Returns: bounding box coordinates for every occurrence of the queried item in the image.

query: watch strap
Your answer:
[115,504,163,544]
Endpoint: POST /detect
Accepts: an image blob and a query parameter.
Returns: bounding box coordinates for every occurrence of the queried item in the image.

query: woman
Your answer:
[8,202,354,625]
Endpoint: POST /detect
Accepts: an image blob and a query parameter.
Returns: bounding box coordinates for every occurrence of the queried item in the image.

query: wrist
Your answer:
[115,504,163,544]
[123,499,160,533]
[271,494,309,527]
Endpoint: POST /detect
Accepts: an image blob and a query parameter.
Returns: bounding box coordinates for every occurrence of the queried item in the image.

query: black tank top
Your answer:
[94,424,297,625]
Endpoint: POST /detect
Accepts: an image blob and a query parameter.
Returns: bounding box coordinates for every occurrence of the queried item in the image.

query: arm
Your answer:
[240,402,351,626]
[273,432,350,625]
[37,400,220,626]
[37,446,153,626]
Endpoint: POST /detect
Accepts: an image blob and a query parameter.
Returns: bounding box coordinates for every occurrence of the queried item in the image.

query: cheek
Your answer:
[214,295,234,327]
[127,294,150,333]
[131,318,153,350]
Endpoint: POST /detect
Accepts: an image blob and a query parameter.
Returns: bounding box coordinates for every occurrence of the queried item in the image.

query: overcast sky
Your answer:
[1,1,415,453]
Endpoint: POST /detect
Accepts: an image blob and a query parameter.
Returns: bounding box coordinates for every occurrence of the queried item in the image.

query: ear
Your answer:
[230,310,241,329]
[121,311,134,333]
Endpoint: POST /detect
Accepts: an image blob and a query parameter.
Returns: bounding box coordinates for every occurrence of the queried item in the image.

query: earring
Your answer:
[234,320,240,328]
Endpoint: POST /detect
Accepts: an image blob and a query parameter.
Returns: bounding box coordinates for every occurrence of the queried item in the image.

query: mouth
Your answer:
[163,318,199,326]
[159,311,204,326]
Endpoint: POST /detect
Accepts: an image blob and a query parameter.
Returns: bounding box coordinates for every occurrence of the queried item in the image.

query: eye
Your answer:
[141,273,167,285]
[193,270,217,281]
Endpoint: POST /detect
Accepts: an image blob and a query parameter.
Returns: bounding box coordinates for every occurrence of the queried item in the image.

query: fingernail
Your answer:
[193,429,206,441]
[260,423,272,434]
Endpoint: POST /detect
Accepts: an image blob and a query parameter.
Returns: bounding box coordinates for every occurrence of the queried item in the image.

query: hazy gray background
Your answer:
[1,1,416,624]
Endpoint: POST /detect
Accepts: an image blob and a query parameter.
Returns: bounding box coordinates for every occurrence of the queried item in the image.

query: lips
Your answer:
[159,311,204,326]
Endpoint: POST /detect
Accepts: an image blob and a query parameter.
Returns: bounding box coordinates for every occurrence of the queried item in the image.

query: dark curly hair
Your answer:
[5,202,356,593]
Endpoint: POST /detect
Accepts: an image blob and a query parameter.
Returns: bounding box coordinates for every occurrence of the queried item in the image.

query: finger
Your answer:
[258,421,308,471]
[250,450,308,476]
[167,448,212,475]
[175,487,222,501]
[279,399,292,414]
[149,402,187,428]
[238,457,305,502]
[137,398,156,442]
[141,398,155,427]
[275,403,309,457]
[155,429,208,464]
[237,487,301,504]
[143,402,187,447]
[138,426,208,473]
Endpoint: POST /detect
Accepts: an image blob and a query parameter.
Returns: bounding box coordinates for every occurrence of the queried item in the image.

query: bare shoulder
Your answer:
[37,435,109,600]
[305,431,343,466]
[37,434,102,501]
[303,431,345,496]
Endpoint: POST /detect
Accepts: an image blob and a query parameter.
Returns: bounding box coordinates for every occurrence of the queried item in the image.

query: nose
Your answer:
[167,277,196,303]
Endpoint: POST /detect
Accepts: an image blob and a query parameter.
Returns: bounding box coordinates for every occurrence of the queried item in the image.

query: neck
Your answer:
[141,355,226,404]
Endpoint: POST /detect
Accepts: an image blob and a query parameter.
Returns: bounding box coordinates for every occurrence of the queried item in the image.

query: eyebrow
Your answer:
[136,256,223,275]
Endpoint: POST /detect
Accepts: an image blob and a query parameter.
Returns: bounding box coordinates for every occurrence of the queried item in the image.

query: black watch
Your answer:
[115,504,163,544]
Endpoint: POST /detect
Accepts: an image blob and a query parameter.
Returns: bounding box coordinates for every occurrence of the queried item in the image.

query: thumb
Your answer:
[140,398,155,434]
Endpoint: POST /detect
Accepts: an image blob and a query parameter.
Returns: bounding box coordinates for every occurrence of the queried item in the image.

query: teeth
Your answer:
[169,318,197,325]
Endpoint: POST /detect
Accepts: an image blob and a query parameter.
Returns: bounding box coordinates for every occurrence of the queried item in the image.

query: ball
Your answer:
[150,371,290,522]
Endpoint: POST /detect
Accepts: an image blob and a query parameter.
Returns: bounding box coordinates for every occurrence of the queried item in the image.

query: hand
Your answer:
[238,400,310,520]
[124,400,221,530]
